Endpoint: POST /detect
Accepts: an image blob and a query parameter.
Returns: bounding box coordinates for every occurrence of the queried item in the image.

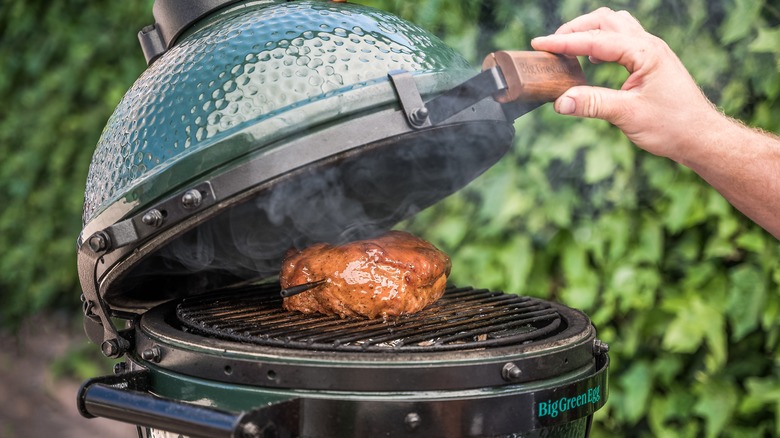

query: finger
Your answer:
[531,31,645,72]
[555,7,613,35]
[553,86,633,127]
[555,7,644,35]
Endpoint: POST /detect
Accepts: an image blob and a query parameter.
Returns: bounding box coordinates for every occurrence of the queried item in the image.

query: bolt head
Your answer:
[141,346,162,363]
[87,233,109,252]
[101,340,119,357]
[141,209,165,227]
[181,189,203,209]
[593,339,610,356]
[501,362,522,382]
[410,106,429,126]
[405,412,421,431]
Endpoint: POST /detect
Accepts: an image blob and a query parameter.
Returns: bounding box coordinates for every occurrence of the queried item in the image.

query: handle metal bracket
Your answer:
[388,68,508,129]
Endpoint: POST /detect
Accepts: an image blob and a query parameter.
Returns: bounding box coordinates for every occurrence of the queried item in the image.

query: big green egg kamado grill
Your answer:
[75,1,609,437]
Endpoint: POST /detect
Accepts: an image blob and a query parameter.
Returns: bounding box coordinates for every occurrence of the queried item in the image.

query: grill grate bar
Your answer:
[179,291,282,324]
[286,292,536,344]
[428,311,560,345]
[242,286,491,340]
[319,300,547,347]
[181,285,278,312]
[253,313,379,339]
[393,308,558,346]
[214,309,324,332]
[176,284,566,353]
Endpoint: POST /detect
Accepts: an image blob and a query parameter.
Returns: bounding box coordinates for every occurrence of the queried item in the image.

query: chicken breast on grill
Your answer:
[280,231,451,319]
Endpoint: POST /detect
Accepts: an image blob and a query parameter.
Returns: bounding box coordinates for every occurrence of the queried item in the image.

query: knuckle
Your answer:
[589,95,602,119]
[618,11,644,31]
[640,35,671,58]
[582,93,603,119]
[648,35,670,51]
[614,9,645,32]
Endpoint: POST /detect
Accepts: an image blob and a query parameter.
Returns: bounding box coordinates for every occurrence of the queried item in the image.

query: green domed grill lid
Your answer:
[77,0,580,357]
[83,0,480,225]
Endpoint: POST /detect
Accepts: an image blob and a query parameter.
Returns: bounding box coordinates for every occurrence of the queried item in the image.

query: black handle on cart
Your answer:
[77,371,300,438]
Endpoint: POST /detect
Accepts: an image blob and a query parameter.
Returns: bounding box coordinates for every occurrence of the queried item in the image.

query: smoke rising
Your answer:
[118,120,515,304]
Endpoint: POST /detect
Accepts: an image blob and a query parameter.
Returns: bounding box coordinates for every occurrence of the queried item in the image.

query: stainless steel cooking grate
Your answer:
[176,284,564,352]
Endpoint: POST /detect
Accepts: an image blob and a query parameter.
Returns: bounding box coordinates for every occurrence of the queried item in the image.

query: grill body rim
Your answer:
[134,286,599,392]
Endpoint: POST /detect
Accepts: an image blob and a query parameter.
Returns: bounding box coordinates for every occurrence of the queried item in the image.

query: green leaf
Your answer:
[648,387,698,437]
[631,215,664,264]
[560,242,599,309]
[727,265,767,341]
[735,230,766,253]
[742,377,780,422]
[749,27,780,54]
[584,143,616,184]
[617,361,654,424]
[693,379,738,438]
[428,215,469,249]
[662,294,727,370]
[719,0,763,44]
[662,183,698,233]
[501,234,534,294]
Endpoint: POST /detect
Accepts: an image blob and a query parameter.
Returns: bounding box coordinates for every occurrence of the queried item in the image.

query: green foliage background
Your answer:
[1,0,779,436]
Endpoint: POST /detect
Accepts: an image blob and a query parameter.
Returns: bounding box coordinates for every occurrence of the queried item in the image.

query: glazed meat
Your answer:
[280,231,451,319]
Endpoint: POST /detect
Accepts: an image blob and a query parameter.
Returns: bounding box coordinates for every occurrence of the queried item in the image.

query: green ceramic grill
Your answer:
[76,1,608,437]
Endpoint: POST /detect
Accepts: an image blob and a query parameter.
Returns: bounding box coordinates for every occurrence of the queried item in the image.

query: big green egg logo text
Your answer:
[537,386,601,418]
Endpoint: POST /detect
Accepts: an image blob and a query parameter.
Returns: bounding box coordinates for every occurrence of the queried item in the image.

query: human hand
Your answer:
[530,8,723,162]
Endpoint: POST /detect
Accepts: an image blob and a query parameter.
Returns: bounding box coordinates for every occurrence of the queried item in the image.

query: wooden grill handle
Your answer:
[482,51,586,103]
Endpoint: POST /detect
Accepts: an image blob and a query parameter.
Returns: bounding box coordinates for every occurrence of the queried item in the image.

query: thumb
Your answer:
[553,86,628,125]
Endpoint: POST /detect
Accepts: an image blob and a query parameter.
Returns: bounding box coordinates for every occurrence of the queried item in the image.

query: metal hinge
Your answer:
[79,182,217,358]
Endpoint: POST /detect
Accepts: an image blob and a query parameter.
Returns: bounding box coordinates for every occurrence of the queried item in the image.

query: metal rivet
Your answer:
[410,106,429,126]
[114,362,128,375]
[141,209,165,227]
[593,339,610,356]
[501,362,522,382]
[141,346,162,363]
[405,412,421,431]
[87,232,110,252]
[181,189,203,209]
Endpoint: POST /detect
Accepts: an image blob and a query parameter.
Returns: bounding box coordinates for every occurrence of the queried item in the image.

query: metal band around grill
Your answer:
[78,354,609,437]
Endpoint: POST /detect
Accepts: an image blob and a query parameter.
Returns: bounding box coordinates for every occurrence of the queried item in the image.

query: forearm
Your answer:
[676,112,780,238]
